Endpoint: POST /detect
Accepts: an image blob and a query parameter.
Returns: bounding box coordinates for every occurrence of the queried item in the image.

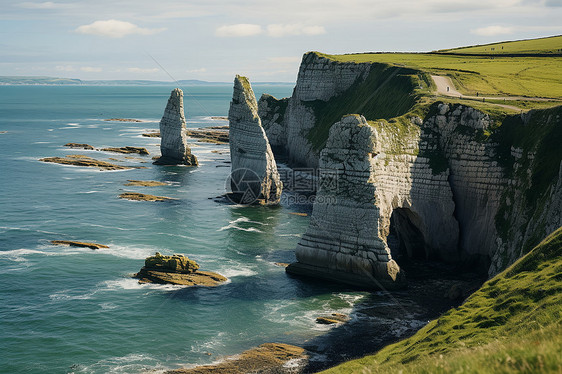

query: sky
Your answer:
[1,0,561,82]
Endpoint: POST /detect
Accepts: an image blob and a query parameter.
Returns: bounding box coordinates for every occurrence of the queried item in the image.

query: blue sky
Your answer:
[1,0,561,82]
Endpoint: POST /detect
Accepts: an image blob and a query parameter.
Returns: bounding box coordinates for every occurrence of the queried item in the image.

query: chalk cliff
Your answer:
[264,52,561,285]
[228,75,282,205]
[154,88,198,166]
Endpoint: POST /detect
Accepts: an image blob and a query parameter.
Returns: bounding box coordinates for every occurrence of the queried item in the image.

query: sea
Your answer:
[0,85,456,374]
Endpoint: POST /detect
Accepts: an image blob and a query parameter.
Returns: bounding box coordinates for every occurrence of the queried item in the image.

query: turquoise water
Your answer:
[0,85,370,373]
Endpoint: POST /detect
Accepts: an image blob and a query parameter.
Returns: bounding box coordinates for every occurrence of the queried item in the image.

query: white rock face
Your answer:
[283,53,372,167]
[155,88,198,166]
[268,54,562,284]
[228,75,282,205]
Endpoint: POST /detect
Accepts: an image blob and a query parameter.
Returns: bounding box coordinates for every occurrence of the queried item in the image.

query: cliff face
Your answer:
[228,75,282,205]
[266,53,561,283]
[155,88,198,166]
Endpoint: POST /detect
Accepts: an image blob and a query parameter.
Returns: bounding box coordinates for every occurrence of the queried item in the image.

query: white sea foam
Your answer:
[218,217,265,233]
[49,289,97,301]
[77,353,167,374]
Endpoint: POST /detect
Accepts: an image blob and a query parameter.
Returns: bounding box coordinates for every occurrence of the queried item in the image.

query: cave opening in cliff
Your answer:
[387,208,427,263]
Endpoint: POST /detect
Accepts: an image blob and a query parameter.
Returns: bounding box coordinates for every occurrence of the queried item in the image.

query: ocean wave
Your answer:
[218,217,265,233]
[102,278,186,292]
[76,353,168,374]
[49,289,97,301]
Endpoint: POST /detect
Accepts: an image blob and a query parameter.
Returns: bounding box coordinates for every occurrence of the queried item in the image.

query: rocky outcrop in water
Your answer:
[287,115,411,289]
[101,146,149,155]
[118,192,175,202]
[51,240,109,250]
[166,343,308,374]
[134,253,227,286]
[154,89,198,166]
[227,75,282,205]
[40,155,133,170]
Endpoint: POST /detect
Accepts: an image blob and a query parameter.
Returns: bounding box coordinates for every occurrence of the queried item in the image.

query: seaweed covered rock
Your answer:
[144,252,199,273]
[134,253,227,287]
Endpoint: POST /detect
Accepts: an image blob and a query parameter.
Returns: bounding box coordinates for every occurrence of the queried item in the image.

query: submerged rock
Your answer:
[227,75,282,205]
[104,118,142,122]
[124,180,168,187]
[118,192,175,202]
[64,143,95,150]
[166,343,308,374]
[100,146,149,155]
[142,131,160,137]
[187,128,229,144]
[134,253,227,287]
[316,313,349,324]
[39,155,132,170]
[154,88,198,166]
[50,240,109,250]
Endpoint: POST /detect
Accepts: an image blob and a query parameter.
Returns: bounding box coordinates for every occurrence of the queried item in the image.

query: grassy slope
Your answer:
[437,35,562,55]
[316,36,562,99]
[321,227,562,374]
[305,64,423,150]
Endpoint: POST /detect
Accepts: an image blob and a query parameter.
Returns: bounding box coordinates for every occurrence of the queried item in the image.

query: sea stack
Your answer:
[286,115,406,290]
[227,75,282,205]
[154,88,198,166]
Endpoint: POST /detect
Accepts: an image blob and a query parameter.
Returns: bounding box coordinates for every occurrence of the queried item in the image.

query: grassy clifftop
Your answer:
[322,226,562,373]
[315,36,562,99]
[436,35,562,55]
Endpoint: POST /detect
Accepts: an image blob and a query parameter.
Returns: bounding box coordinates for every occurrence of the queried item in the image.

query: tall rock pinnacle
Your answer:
[227,75,282,205]
[154,88,198,166]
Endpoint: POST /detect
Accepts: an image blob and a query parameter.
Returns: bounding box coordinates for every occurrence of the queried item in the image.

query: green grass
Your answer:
[437,35,562,55]
[305,63,423,150]
[315,48,562,99]
[321,226,562,374]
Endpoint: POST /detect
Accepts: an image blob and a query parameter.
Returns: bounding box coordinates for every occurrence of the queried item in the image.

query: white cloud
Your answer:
[126,67,160,73]
[215,24,263,37]
[17,2,67,9]
[75,20,165,38]
[470,25,515,36]
[266,24,326,37]
[80,66,102,72]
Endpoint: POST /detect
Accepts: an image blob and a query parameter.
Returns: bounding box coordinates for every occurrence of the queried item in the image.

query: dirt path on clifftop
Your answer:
[430,75,549,111]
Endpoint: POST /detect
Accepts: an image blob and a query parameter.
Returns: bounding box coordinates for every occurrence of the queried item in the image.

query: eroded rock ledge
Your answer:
[227,75,282,205]
[166,343,307,374]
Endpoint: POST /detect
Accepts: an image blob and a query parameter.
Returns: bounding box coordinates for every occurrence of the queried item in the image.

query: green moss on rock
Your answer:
[144,252,200,273]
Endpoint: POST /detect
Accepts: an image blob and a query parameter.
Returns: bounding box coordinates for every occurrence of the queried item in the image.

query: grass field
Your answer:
[316,36,562,99]
[321,226,562,374]
[437,35,562,55]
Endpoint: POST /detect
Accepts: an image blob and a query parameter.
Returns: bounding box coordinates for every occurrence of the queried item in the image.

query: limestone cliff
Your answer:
[154,88,198,166]
[268,53,561,283]
[228,75,282,205]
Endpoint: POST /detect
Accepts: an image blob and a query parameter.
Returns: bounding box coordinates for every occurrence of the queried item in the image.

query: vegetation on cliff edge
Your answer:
[321,226,562,374]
